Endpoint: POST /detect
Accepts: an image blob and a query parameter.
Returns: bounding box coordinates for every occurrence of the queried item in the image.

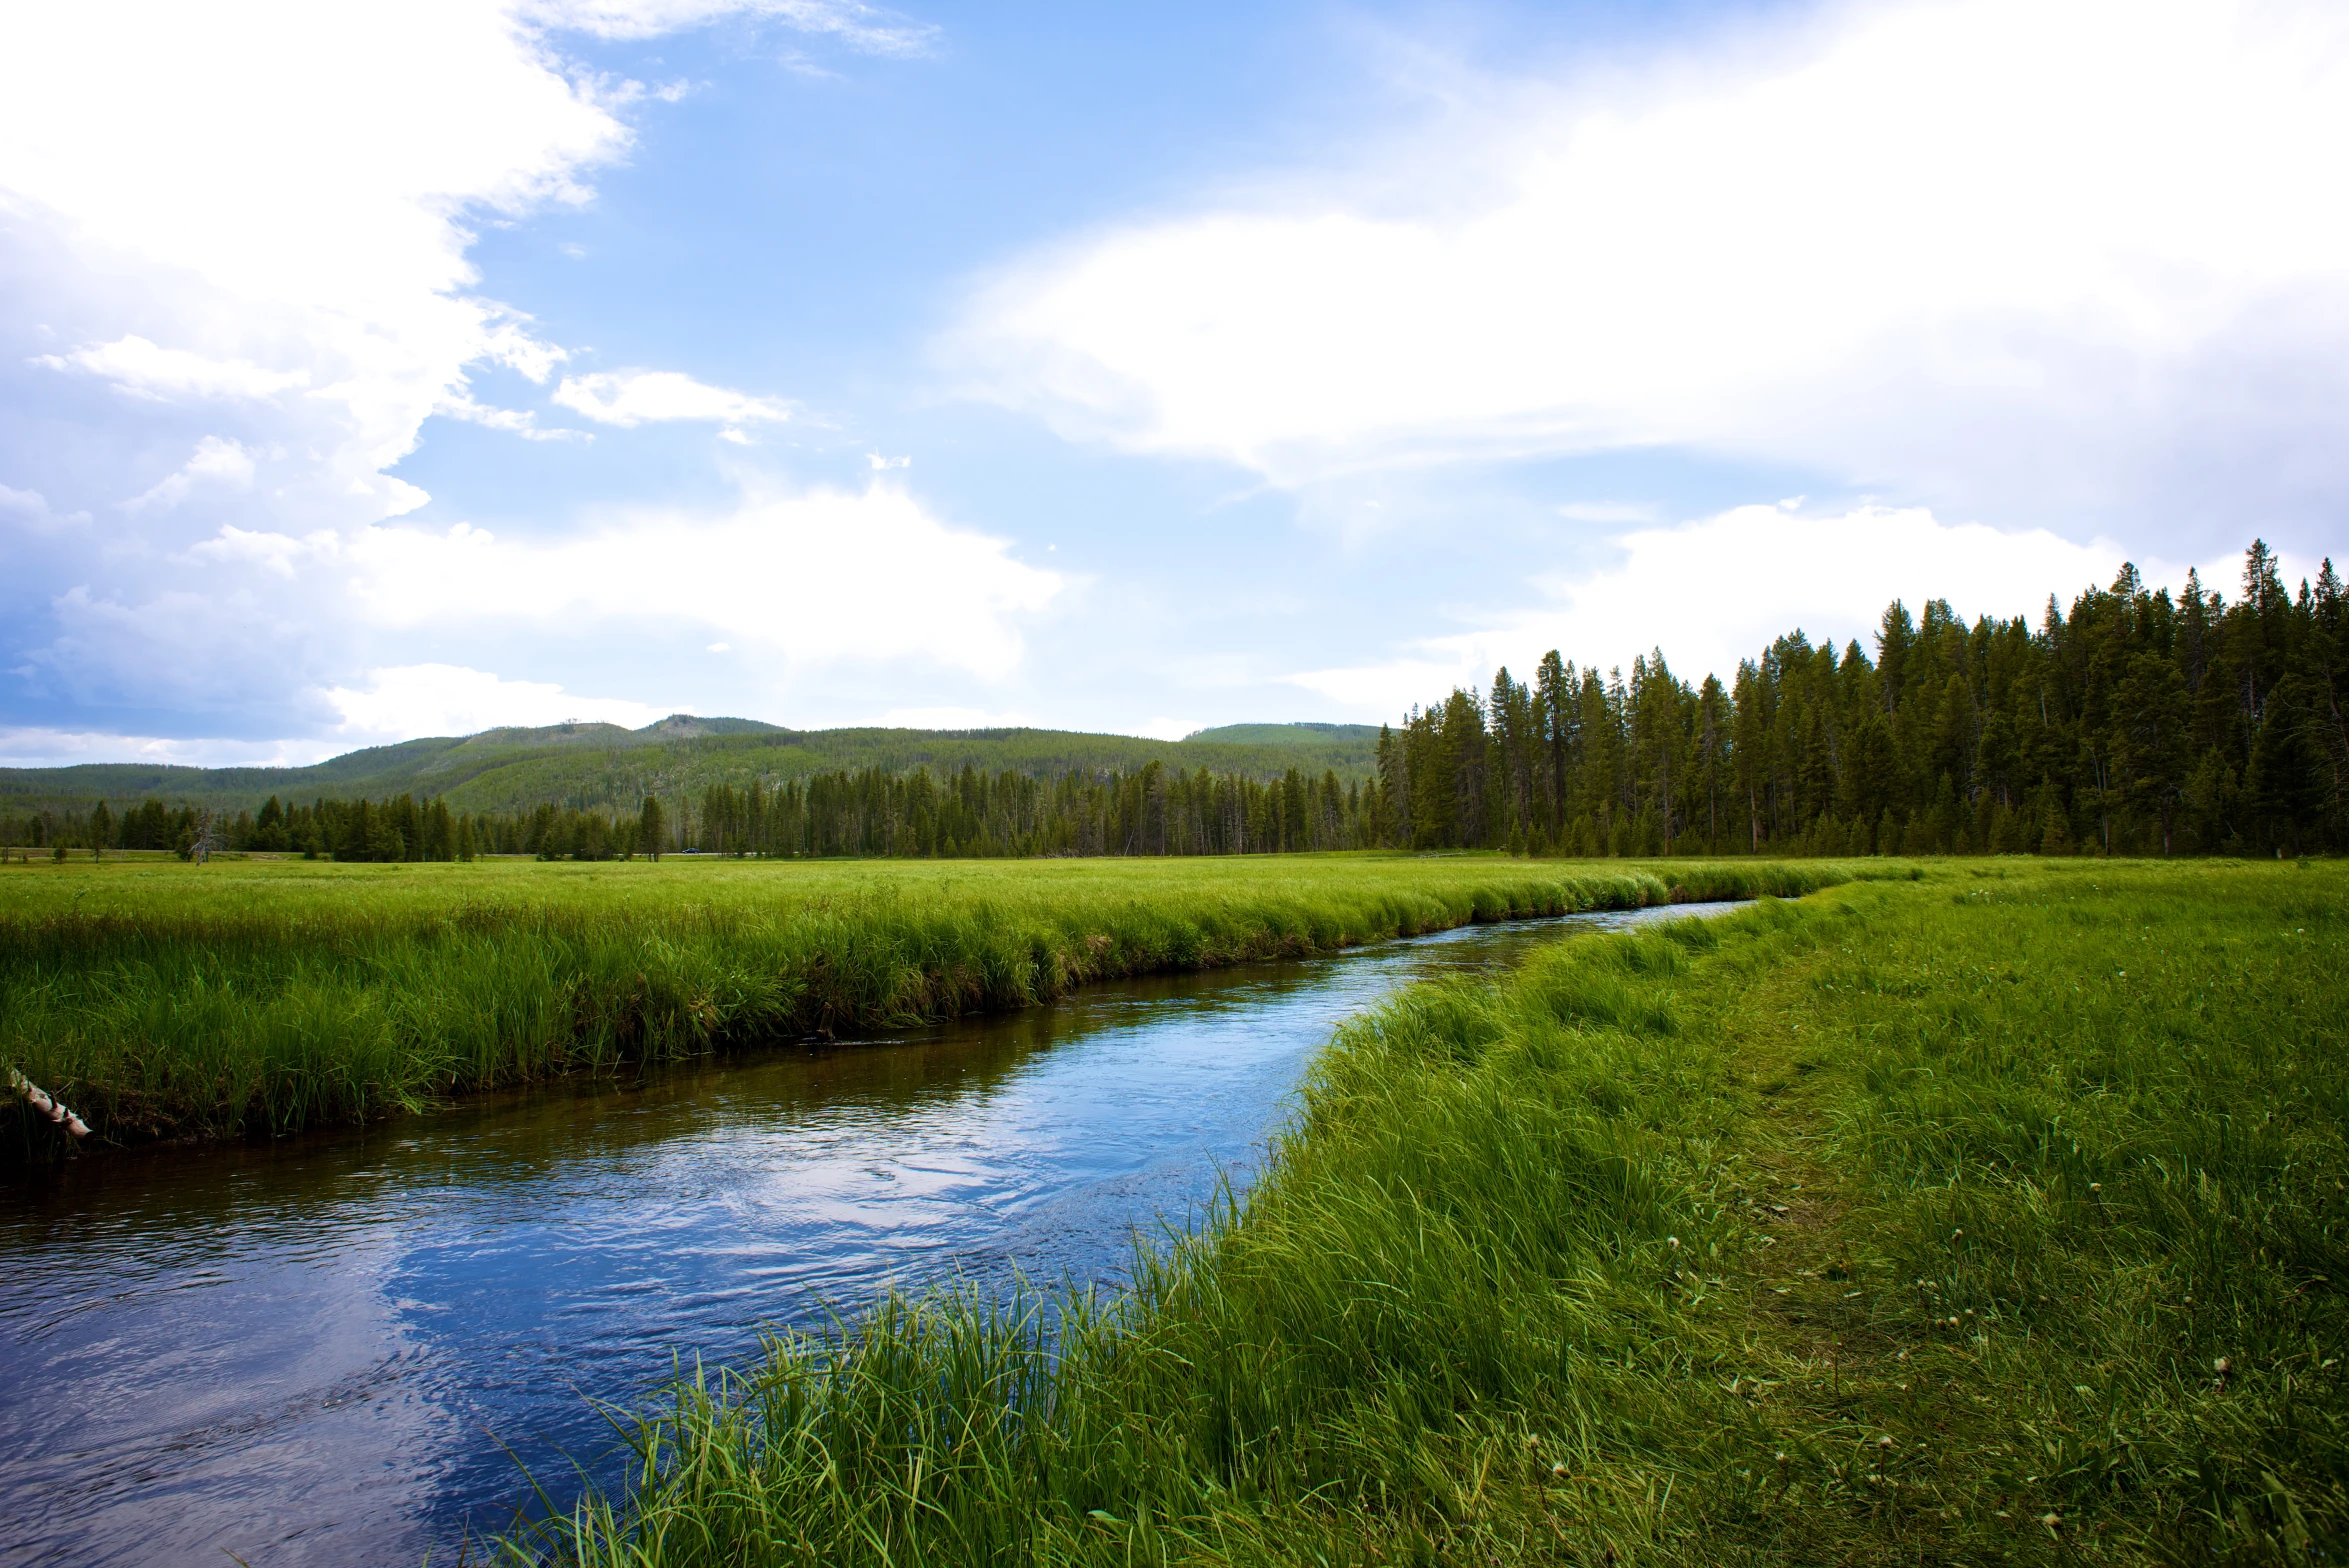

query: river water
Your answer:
[0,902,1739,1567]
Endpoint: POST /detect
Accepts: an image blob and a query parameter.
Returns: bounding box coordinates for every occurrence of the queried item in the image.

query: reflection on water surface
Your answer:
[0,902,1739,1566]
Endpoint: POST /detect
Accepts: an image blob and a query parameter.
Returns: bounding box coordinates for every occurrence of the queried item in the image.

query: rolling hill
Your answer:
[0,717,1385,817]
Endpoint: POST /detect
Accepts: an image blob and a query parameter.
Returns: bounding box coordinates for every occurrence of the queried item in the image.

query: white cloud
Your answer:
[955,0,2349,543]
[552,369,794,427]
[183,522,341,579]
[1285,503,2249,717]
[435,392,588,440]
[122,436,257,513]
[0,0,892,753]
[867,452,910,470]
[524,0,937,55]
[341,480,1060,679]
[477,318,570,383]
[34,335,310,401]
[1136,716,1204,741]
[0,2,642,530]
[323,663,665,742]
[0,483,89,532]
[0,727,346,769]
[13,478,1058,747]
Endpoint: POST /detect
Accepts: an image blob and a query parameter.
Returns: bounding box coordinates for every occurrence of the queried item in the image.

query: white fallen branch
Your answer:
[9,1067,89,1138]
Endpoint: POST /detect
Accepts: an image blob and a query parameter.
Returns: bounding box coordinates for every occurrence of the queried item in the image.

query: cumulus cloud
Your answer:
[183,522,340,579]
[36,479,1058,729]
[122,436,257,513]
[0,2,640,532]
[339,480,1060,678]
[552,369,795,427]
[435,392,587,440]
[1284,504,2236,718]
[0,0,919,753]
[0,727,343,769]
[34,335,310,401]
[955,0,2349,546]
[0,483,88,532]
[324,663,666,742]
[477,318,571,383]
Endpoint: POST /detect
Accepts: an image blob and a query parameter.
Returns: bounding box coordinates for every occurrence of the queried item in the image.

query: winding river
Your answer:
[0,901,1740,1567]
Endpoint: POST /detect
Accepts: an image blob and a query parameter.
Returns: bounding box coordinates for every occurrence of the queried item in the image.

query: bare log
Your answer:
[8,1067,89,1138]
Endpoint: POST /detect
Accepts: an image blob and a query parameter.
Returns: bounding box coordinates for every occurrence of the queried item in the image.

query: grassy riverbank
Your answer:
[0,854,1845,1156]
[507,859,2348,1566]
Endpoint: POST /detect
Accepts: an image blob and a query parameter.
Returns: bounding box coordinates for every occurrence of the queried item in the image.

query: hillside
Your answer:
[0,716,1382,816]
[1182,722,1382,746]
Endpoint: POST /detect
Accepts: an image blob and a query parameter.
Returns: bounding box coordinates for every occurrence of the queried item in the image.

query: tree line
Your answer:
[1376,542,2343,858]
[689,762,1369,858]
[0,764,1380,863]
[2,542,2335,865]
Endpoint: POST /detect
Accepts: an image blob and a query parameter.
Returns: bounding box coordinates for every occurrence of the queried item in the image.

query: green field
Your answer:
[0,853,1843,1156]
[501,859,2349,1566]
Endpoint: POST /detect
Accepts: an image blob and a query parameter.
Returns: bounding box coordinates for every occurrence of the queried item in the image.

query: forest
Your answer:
[1384,542,2343,859]
[3,543,2338,862]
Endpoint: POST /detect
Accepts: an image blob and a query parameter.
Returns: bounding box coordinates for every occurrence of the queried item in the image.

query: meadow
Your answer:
[501,859,2349,1566]
[0,852,1842,1155]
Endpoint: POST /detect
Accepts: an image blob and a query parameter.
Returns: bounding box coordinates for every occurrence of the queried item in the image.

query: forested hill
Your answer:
[1183,722,1382,746]
[1382,542,2345,859]
[0,717,1383,817]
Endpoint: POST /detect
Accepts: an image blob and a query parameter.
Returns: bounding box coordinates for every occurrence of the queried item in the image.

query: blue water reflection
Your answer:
[0,902,1738,1566]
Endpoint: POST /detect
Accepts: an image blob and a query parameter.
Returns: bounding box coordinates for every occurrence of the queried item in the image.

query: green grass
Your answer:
[0,853,1843,1155]
[496,859,2349,1566]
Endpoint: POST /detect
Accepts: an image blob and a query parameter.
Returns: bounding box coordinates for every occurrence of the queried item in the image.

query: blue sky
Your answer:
[2,0,2345,764]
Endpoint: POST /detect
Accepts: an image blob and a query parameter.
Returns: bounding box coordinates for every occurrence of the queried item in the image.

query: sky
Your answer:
[2,0,2345,767]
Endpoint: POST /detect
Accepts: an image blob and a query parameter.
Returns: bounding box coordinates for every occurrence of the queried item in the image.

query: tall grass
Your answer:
[499,860,2349,1566]
[0,854,1844,1155]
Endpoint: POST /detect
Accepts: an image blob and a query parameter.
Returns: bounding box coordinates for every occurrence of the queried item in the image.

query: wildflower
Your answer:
[1551,1462,1569,1477]
[2041,1512,2062,1529]
[1667,1236,1680,1249]
[2214,1357,2231,1375]
[1876,1435,1895,1449]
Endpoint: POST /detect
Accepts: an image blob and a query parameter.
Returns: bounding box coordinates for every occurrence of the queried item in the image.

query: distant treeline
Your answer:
[2,542,2336,864]
[691,764,1367,857]
[0,766,1379,862]
[1378,543,2344,858]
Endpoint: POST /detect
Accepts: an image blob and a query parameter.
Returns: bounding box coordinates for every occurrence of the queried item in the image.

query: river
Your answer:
[0,901,1740,1566]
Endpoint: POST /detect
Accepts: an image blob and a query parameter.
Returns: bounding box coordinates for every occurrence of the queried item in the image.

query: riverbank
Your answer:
[508,858,2348,1566]
[1,854,1851,1156]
